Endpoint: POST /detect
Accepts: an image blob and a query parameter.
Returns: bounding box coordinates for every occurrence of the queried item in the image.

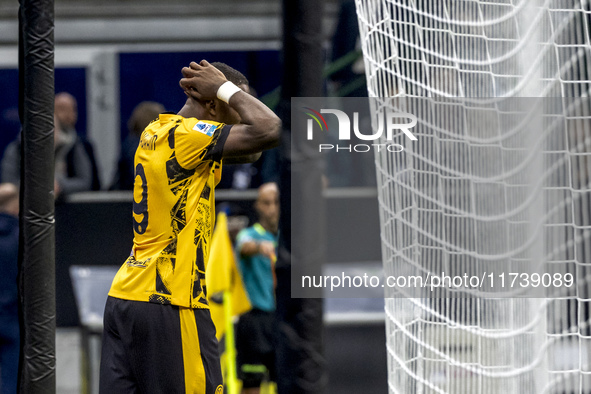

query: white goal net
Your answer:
[355,0,591,393]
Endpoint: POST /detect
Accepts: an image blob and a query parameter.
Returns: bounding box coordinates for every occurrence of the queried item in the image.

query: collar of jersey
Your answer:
[254,223,279,247]
[253,223,267,236]
[159,112,181,123]
[254,223,279,237]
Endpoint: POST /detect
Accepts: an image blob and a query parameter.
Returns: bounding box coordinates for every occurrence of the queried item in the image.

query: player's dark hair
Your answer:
[211,62,249,87]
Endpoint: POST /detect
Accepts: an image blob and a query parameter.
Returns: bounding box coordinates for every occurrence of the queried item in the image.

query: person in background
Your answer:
[235,182,280,394]
[110,101,165,190]
[2,96,96,199]
[54,92,101,190]
[52,113,94,199]
[0,133,20,186]
[0,183,19,394]
[2,116,94,199]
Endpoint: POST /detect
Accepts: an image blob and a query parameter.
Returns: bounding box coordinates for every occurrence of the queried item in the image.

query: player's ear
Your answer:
[205,99,217,117]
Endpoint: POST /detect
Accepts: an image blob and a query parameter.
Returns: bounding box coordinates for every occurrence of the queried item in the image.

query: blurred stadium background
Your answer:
[0,1,388,393]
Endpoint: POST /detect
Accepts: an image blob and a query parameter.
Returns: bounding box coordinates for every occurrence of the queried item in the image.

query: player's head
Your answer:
[210,62,249,125]
[54,92,78,130]
[210,62,249,87]
[255,182,279,232]
[182,62,250,125]
[128,101,166,137]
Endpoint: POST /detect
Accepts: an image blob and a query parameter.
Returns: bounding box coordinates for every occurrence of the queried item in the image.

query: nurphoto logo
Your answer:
[303,107,417,153]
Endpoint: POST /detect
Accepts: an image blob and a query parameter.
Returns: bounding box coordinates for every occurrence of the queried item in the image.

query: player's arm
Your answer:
[179,60,281,159]
[223,152,261,165]
[218,91,280,158]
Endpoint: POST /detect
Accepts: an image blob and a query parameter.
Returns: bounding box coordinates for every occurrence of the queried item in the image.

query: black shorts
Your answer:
[99,296,223,394]
[235,309,276,388]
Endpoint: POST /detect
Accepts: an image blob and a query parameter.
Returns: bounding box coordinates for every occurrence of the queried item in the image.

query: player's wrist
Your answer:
[216,81,241,104]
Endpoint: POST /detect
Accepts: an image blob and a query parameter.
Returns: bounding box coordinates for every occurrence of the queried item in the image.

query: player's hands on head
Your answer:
[180,60,228,101]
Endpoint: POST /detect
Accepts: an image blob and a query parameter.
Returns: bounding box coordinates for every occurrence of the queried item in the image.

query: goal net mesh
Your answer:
[354,0,591,393]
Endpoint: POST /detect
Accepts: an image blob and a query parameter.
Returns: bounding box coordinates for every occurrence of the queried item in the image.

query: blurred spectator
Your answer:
[1,115,94,199]
[0,183,19,394]
[55,92,101,190]
[0,134,19,186]
[235,183,279,394]
[110,101,165,190]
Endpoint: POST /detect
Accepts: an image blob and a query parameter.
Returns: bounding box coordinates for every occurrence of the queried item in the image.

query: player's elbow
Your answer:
[225,152,262,164]
[249,114,281,150]
[264,115,281,149]
[248,152,263,163]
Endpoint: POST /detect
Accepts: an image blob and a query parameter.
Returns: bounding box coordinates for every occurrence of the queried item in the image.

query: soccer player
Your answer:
[235,182,280,394]
[99,60,281,394]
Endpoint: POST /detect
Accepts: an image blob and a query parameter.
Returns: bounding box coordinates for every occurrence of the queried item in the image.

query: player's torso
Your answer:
[109,114,224,308]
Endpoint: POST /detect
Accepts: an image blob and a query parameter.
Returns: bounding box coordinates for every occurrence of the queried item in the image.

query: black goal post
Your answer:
[18,0,56,393]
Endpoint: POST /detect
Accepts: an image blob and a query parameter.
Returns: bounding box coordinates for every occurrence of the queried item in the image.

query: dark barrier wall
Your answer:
[55,190,381,326]
[55,193,264,326]
[55,198,133,326]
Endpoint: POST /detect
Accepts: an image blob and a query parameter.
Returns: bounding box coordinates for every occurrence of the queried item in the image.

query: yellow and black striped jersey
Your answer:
[109,113,231,309]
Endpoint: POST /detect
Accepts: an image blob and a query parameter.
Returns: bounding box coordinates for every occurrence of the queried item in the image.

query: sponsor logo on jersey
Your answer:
[193,121,216,137]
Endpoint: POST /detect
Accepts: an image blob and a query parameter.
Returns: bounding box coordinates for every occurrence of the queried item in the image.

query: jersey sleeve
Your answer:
[174,119,232,169]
